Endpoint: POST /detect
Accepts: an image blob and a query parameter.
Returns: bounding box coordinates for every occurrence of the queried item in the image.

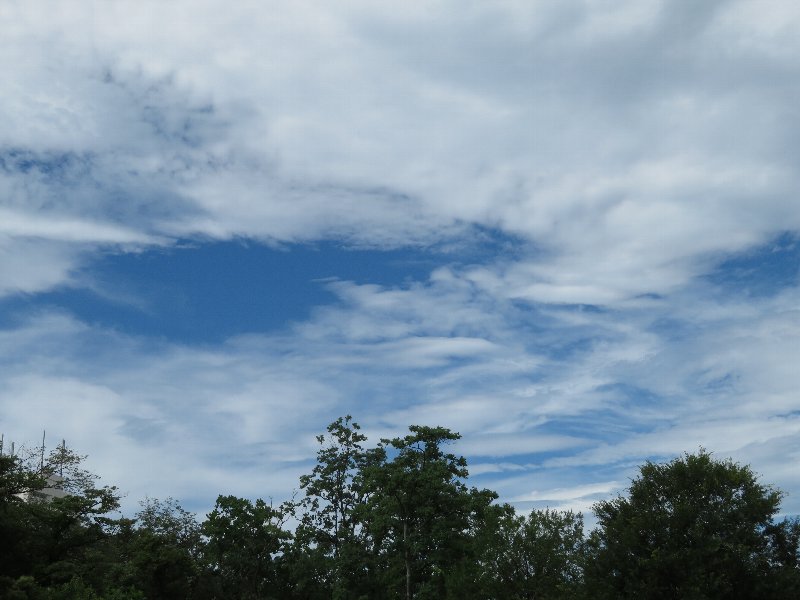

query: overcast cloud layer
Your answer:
[1,0,799,517]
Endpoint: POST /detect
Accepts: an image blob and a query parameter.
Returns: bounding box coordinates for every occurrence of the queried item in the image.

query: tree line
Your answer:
[1,416,799,599]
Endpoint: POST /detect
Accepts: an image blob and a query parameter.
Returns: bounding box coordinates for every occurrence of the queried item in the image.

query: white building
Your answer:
[16,473,69,503]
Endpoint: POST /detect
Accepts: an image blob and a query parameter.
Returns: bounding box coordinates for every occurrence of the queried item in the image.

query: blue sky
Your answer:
[1,0,799,519]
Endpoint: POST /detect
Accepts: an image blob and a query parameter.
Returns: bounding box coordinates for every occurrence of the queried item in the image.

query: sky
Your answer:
[1,0,799,520]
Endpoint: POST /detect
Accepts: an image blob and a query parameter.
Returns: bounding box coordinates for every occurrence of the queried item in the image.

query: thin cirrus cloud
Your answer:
[1,0,799,516]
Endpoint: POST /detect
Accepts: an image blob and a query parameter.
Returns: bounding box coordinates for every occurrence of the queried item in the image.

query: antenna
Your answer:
[0,433,4,457]
[40,430,46,473]
[60,439,66,477]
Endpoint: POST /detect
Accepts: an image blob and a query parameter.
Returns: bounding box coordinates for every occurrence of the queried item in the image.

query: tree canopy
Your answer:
[586,449,800,599]
[1,425,798,599]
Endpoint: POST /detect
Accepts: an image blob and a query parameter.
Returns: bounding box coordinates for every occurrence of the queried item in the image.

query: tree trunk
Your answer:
[404,520,411,600]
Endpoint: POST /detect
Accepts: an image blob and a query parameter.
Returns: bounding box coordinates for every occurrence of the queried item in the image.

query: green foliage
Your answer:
[41,444,100,496]
[0,454,47,502]
[363,425,497,599]
[586,449,800,599]
[294,415,373,598]
[0,446,132,598]
[1,454,48,582]
[475,503,586,599]
[3,426,798,599]
[289,420,500,599]
[135,497,202,555]
[201,495,291,599]
[109,497,203,600]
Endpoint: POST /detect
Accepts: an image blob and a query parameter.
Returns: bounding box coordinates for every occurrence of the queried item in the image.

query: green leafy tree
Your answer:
[364,425,497,599]
[0,453,48,586]
[475,503,585,599]
[109,497,203,600]
[764,516,800,595]
[0,453,47,501]
[201,495,291,599]
[41,443,102,497]
[586,449,800,599]
[293,415,374,599]
[0,443,124,596]
[28,487,120,586]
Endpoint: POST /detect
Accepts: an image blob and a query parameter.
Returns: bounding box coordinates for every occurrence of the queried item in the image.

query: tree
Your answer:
[475,504,586,599]
[112,498,203,600]
[364,425,497,599]
[201,495,291,599]
[41,442,101,497]
[0,453,48,593]
[0,453,46,502]
[293,415,374,599]
[0,443,124,596]
[586,449,800,599]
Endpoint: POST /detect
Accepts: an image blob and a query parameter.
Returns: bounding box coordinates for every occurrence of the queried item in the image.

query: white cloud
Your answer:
[1,259,795,515]
[511,480,624,503]
[2,0,797,286]
[0,0,799,519]
[0,238,80,296]
[0,208,154,244]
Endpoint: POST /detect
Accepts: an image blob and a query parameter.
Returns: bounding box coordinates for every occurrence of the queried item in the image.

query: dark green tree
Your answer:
[0,453,48,594]
[475,503,586,599]
[586,449,800,599]
[292,415,374,599]
[763,516,800,595]
[29,486,120,584]
[201,495,291,599]
[112,497,203,600]
[0,443,125,597]
[0,452,47,501]
[364,425,497,599]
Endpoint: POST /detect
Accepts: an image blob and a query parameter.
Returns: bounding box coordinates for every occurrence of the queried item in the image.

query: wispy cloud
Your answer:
[1,0,798,517]
[2,264,798,515]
